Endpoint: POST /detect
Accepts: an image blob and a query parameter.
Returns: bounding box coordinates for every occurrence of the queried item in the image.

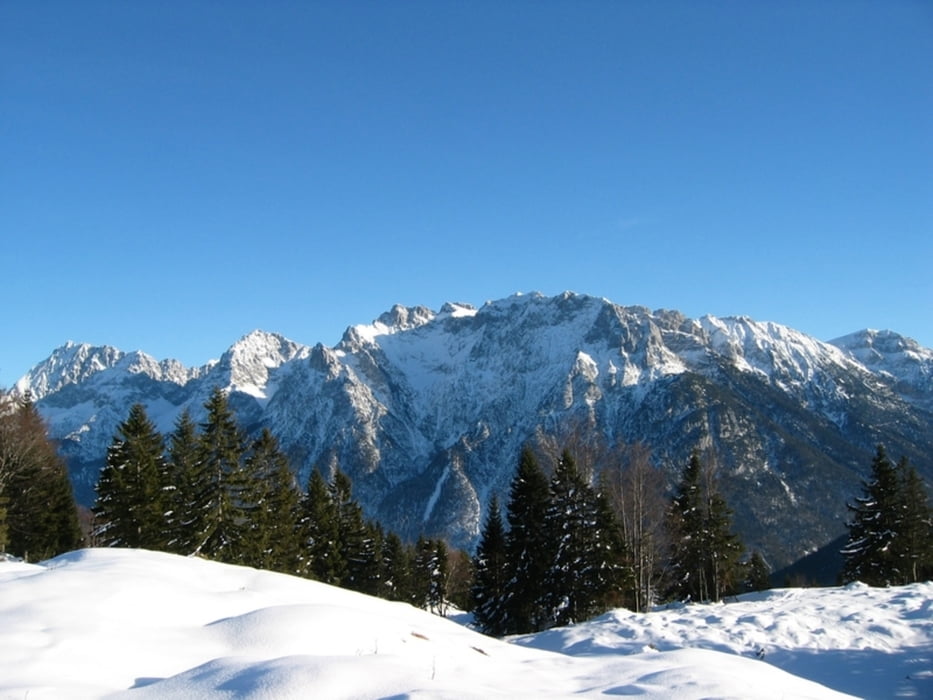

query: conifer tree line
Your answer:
[469,443,761,636]
[91,388,460,611]
[0,390,82,561]
[841,444,933,586]
[470,439,932,636]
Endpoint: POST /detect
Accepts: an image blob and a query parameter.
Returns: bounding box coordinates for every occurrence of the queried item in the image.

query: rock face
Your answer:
[16,292,933,569]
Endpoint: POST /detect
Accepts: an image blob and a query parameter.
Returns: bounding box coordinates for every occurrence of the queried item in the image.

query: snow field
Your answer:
[2,549,930,698]
[514,582,933,699]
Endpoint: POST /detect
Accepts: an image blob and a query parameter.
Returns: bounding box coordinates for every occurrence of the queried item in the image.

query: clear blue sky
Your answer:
[2,1,931,386]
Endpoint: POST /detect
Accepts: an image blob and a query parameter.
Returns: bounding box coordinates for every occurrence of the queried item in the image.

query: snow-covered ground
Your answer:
[0,549,929,699]
[513,584,933,699]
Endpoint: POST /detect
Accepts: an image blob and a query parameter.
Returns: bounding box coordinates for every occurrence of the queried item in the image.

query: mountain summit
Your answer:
[15,292,933,569]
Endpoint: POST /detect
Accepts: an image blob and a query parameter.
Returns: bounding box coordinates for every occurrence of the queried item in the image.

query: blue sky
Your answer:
[2,1,931,386]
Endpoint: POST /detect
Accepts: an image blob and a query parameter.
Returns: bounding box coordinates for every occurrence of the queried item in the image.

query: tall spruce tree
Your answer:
[896,457,933,583]
[191,388,247,561]
[239,428,301,572]
[843,446,933,585]
[593,487,631,610]
[668,450,706,600]
[471,495,509,635]
[842,445,903,585]
[94,404,167,550]
[668,449,743,602]
[431,539,450,615]
[411,536,449,614]
[410,535,432,609]
[705,479,743,599]
[330,469,378,593]
[543,449,622,627]
[502,446,552,633]
[743,551,772,592]
[379,531,411,602]
[362,521,386,597]
[164,409,200,554]
[298,468,343,583]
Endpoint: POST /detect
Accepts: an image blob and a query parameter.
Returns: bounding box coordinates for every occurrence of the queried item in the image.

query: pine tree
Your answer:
[843,447,933,585]
[163,409,200,554]
[743,551,771,592]
[502,446,552,633]
[379,531,411,602]
[895,458,933,583]
[239,428,301,572]
[191,388,247,561]
[668,449,743,602]
[93,404,167,549]
[330,468,378,593]
[593,487,631,610]
[471,495,509,635]
[411,536,448,614]
[842,445,904,585]
[705,479,743,599]
[432,539,450,615]
[669,450,705,601]
[410,535,432,609]
[543,449,621,627]
[264,453,303,575]
[361,521,386,596]
[298,468,343,584]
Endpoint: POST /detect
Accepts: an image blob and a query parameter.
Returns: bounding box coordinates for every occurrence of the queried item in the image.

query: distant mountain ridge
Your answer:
[15,292,933,570]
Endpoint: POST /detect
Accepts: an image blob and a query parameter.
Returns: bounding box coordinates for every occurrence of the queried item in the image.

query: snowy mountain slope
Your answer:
[14,292,933,569]
[3,548,912,699]
[831,329,933,411]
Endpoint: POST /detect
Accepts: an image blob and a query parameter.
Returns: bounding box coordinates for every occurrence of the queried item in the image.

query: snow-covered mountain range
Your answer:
[15,292,933,570]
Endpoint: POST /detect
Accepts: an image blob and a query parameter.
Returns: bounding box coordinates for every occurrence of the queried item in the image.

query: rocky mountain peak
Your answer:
[831,329,933,409]
[339,304,437,350]
[376,304,436,331]
[832,329,930,363]
[216,330,308,400]
[14,341,124,400]
[437,302,478,322]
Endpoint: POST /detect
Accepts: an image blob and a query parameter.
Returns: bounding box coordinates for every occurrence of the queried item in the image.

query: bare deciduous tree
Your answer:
[600,442,670,611]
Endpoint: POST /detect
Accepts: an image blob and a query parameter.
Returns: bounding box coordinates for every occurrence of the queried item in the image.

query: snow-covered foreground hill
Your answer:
[1,550,929,699]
